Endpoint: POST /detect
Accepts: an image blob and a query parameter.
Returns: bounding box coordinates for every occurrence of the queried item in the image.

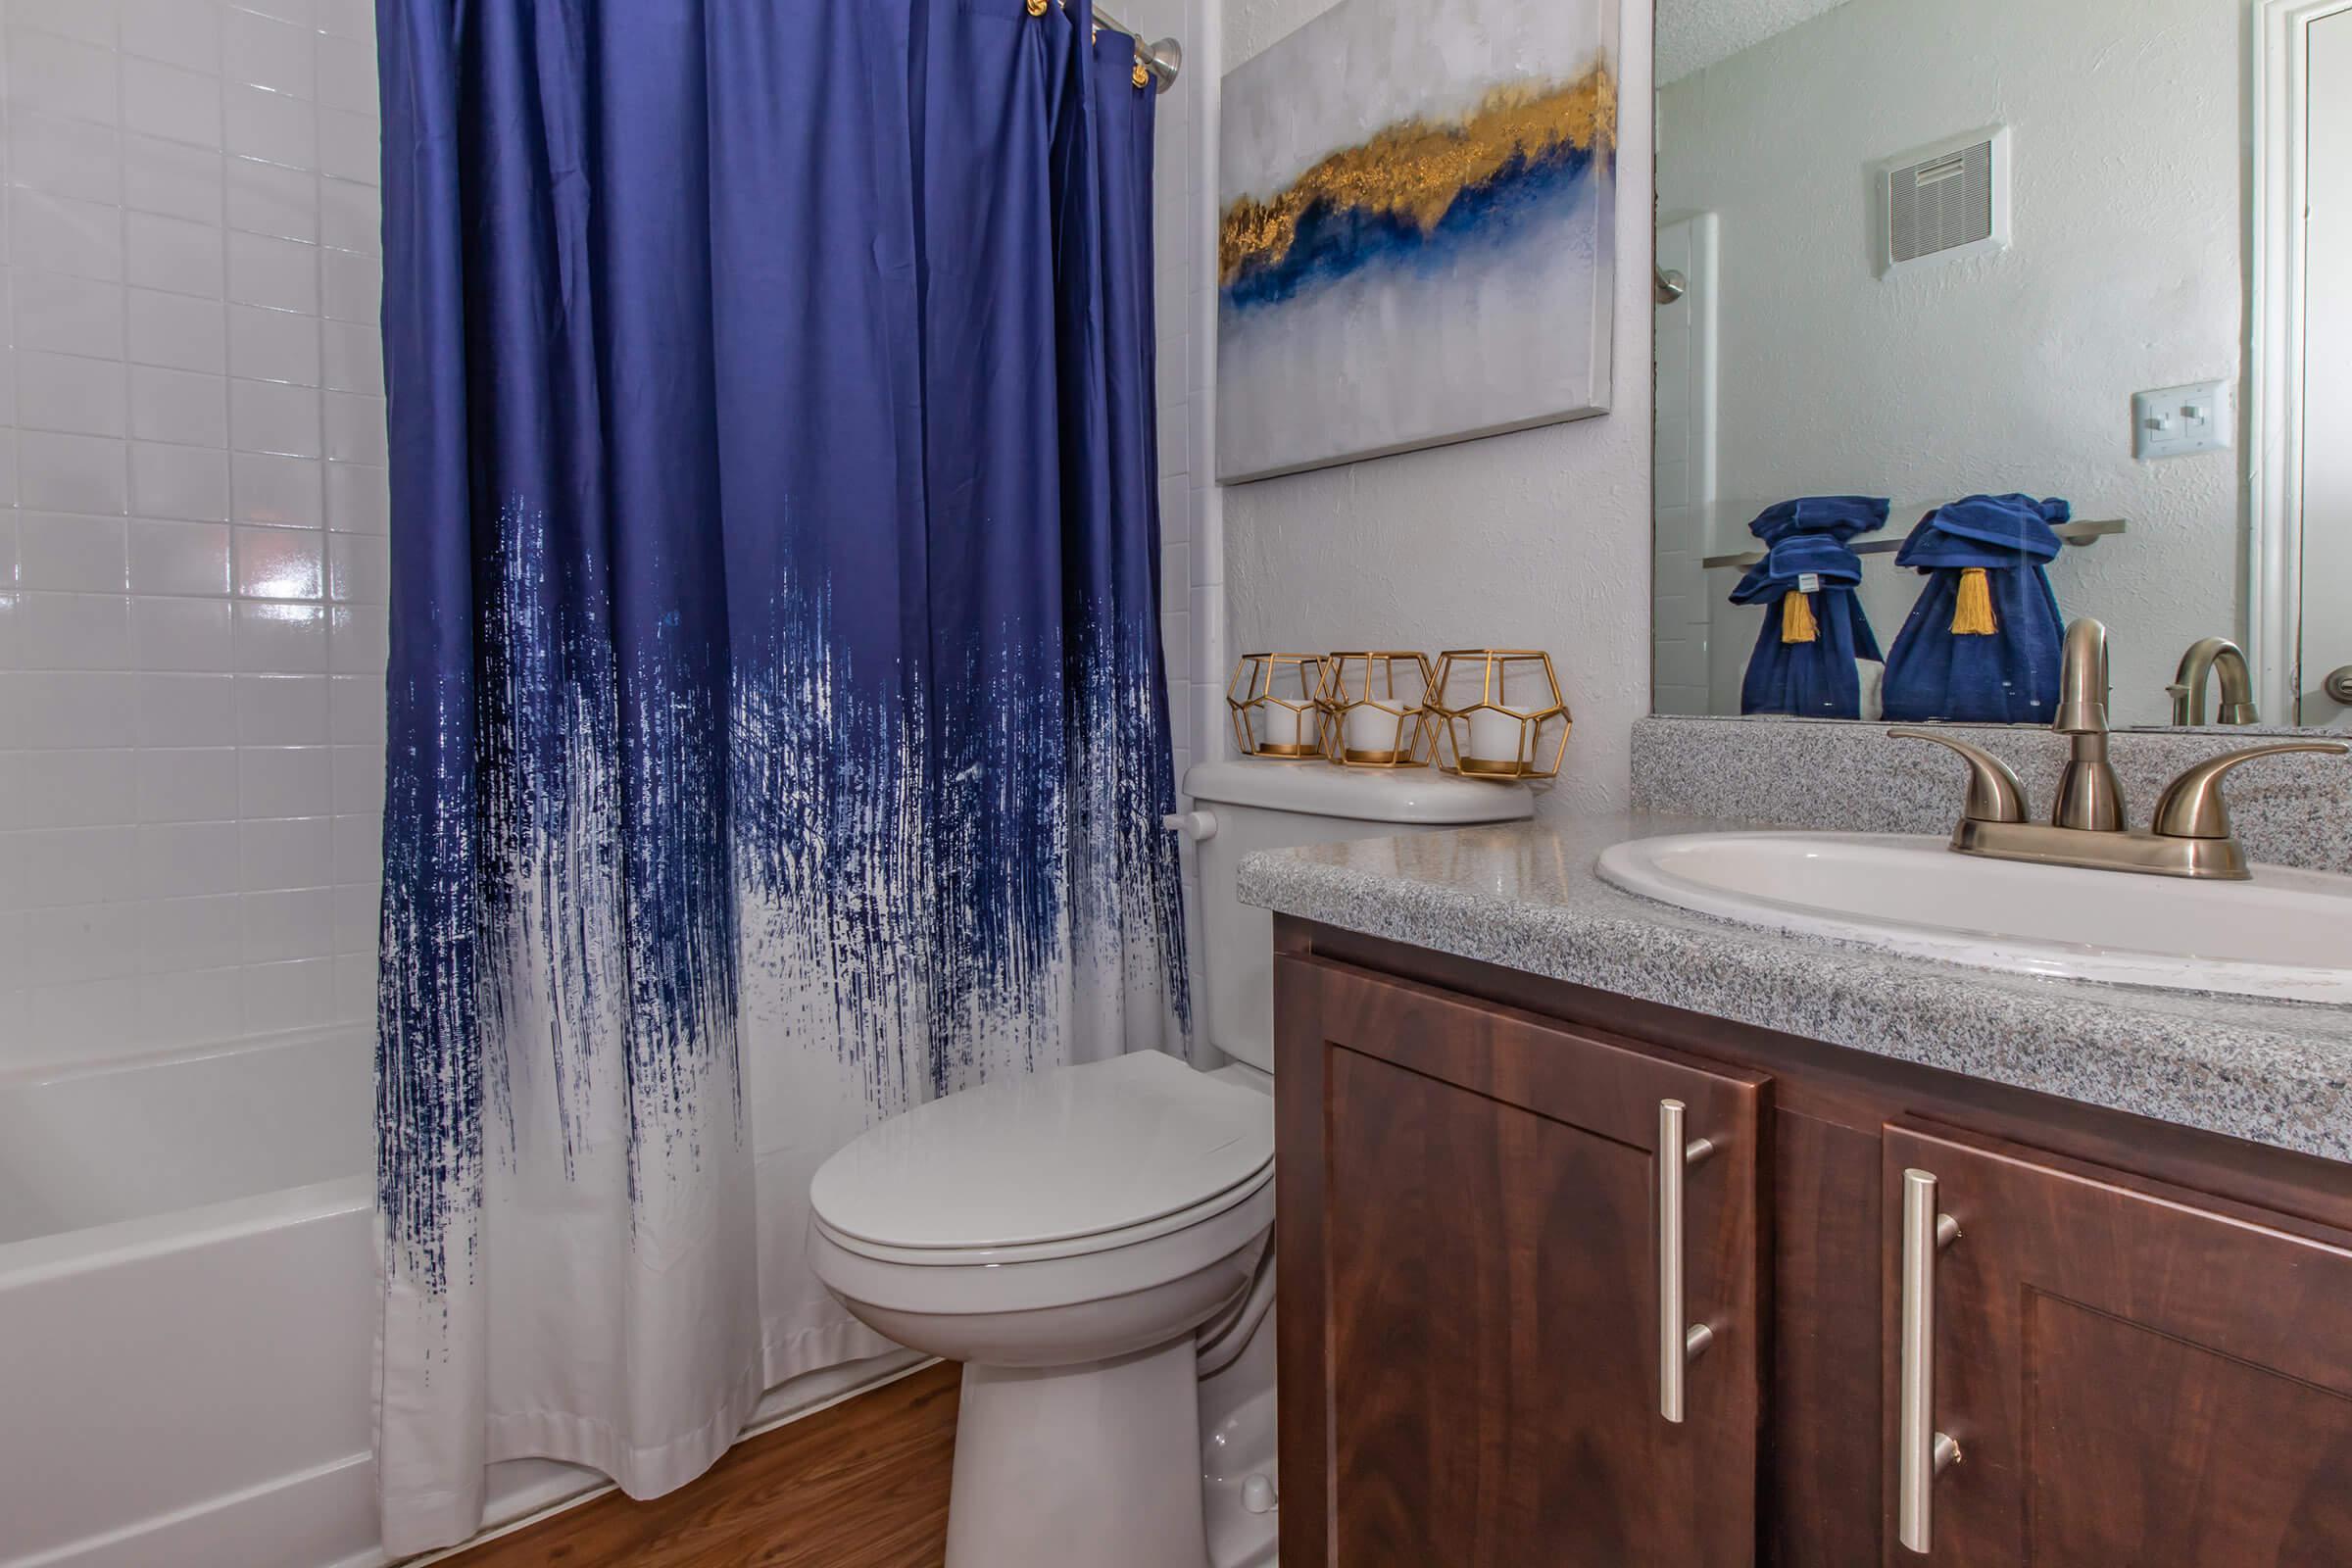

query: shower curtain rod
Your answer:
[1091,5,1184,90]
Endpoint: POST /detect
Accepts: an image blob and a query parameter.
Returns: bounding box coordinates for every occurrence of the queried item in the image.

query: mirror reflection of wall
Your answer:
[1650,0,2262,728]
[2303,3,2352,726]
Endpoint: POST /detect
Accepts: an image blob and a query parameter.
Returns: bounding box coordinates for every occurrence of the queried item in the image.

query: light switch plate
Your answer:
[2132,379,2233,460]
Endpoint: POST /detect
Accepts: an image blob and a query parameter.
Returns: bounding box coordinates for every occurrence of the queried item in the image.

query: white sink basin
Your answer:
[1596,831,2352,1004]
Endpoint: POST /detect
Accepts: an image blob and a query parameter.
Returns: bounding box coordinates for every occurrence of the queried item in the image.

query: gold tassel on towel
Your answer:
[1950,567,1997,636]
[1781,591,1818,644]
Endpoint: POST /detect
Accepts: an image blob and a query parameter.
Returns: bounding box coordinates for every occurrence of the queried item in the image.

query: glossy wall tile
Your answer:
[0,0,386,1071]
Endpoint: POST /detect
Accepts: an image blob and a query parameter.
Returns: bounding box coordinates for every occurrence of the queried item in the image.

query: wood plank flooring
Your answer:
[444,1362,960,1568]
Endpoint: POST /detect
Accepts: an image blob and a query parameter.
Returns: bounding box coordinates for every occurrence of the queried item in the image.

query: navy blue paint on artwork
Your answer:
[1223,140,1606,314]
[1883,495,2070,725]
[377,0,1189,1291]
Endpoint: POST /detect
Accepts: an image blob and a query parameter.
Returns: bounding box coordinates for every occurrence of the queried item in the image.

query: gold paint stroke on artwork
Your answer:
[1218,65,1616,285]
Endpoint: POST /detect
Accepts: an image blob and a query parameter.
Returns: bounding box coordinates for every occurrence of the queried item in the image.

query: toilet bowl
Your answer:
[808,1052,1274,1568]
[808,763,1534,1568]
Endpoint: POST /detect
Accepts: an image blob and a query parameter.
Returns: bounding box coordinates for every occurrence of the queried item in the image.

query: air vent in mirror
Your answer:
[1881,127,2010,273]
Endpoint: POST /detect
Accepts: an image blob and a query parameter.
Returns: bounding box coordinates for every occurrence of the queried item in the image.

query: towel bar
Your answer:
[1699,516,2125,572]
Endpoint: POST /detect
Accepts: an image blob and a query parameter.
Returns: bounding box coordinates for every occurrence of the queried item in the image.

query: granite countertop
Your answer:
[1239,813,2352,1163]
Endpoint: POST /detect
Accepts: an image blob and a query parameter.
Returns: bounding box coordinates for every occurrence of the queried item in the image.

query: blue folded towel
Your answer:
[1882,494,2068,724]
[1729,497,1887,718]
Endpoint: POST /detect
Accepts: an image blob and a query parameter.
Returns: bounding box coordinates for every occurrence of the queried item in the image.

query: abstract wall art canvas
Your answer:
[1216,0,1620,482]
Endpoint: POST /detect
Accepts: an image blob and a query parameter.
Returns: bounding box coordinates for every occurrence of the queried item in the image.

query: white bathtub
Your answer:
[0,1030,380,1568]
[0,1030,926,1568]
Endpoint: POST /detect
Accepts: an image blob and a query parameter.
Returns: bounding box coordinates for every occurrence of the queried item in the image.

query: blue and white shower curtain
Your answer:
[373,1,1187,1550]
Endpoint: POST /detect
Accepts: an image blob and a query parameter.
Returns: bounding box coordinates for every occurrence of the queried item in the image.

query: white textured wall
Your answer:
[0,0,385,1074]
[1217,0,1654,817]
[1660,0,2243,725]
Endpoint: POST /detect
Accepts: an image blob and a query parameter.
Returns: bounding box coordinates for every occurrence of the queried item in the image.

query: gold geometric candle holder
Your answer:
[1429,649,1572,781]
[1318,652,1436,768]
[1227,653,1328,760]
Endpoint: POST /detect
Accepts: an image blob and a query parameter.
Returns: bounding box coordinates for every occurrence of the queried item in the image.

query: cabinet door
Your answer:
[1277,956,1767,1568]
[1885,1123,2352,1565]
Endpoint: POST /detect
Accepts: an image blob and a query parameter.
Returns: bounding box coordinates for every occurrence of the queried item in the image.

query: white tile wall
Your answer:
[1119,0,1223,1009]
[0,0,383,1074]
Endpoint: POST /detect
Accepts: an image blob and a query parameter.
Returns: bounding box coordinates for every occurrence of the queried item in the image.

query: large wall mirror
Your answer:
[1649,0,2352,729]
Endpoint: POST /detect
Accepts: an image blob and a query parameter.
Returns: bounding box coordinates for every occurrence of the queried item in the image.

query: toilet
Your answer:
[807,760,1533,1568]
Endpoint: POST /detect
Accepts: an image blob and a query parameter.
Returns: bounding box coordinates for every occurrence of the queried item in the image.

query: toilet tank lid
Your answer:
[1183,760,1534,825]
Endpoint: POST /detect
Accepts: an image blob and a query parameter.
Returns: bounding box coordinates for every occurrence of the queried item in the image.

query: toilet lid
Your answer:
[809,1052,1275,1251]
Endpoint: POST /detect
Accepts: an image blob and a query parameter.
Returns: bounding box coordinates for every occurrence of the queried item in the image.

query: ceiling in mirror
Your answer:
[1655,0,1855,85]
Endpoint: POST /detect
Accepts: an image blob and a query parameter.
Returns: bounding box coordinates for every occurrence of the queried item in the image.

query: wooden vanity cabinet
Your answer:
[1275,955,1767,1568]
[1273,922,2352,1568]
[1886,1122,2352,1566]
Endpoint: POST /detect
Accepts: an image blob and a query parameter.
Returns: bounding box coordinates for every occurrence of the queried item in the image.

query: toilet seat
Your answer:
[808,1173,1273,1322]
[809,1051,1274,1260]
[812,1161,1272,1267]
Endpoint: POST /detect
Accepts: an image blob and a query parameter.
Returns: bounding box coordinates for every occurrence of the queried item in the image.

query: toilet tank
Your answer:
[1180,762,1534,1075]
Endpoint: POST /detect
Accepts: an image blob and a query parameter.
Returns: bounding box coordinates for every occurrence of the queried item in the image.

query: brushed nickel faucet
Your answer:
[2166,636,2260,726]
[1892,617,2346,879]
[2050,616,2127,832]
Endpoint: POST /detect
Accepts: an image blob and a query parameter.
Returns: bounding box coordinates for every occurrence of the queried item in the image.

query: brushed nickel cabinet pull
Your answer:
[1657,1099,1719,1424]
[1898,1168,1963,1553]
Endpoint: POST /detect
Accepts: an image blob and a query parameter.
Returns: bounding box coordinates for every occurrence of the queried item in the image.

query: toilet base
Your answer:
[1200,1298,1279,1568]
[946,1336,1208,1568]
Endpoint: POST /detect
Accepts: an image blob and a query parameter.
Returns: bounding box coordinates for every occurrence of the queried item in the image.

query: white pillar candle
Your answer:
[1257,703,1310,750]
[1344,703,1406,755]
[1466,707,1530,766]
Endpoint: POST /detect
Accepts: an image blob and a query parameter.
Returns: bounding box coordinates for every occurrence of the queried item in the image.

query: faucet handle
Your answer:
[2151,742,2349,841]
[1889,729,2031,824]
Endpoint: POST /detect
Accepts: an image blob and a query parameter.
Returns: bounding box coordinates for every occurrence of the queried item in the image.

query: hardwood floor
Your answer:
[444,1363,960,1568]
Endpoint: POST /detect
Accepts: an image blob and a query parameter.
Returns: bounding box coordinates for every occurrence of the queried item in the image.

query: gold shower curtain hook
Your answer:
[1027,0,1047,17]
[1132,51,1149,88]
